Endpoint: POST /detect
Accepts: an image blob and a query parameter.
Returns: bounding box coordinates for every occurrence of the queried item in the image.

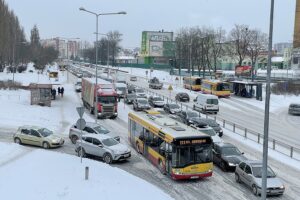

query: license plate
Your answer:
[124,153,130,158]
[190,176,199,179]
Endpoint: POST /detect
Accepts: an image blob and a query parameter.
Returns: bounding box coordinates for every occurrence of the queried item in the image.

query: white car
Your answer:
[75,134,131,164]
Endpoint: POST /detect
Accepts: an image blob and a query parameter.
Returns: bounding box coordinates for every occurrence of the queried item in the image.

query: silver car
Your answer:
[235,160,285,196]
[288,103,300,115]
[69,122,120,144]
[75,134,131,164]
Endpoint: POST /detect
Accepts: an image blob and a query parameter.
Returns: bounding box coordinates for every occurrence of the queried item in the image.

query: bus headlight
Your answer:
[173,169,182,175]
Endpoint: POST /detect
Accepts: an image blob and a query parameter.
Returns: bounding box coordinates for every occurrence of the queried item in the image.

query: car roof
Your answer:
[215,142,236,148]
[244,160,263,166]
[19,125,43,130]
[83,133,112,140]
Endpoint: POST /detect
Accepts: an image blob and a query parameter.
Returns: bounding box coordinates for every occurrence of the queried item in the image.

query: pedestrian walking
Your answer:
[60,87,64,97]
[52,88,57,100]
[58,87,61,96]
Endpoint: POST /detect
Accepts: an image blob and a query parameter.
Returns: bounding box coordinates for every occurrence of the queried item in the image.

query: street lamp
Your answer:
[79,7,126,122]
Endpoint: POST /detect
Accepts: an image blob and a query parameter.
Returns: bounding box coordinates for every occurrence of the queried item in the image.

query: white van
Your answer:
[193,93,219,114]
[115,83,127,98]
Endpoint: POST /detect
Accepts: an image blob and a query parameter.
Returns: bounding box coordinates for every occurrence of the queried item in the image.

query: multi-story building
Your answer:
[274,43,292,55]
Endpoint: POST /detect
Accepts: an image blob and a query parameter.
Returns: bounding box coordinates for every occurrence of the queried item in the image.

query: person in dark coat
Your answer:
[57,87,61,96]
[61,87,64,97]
[52,88,56,100]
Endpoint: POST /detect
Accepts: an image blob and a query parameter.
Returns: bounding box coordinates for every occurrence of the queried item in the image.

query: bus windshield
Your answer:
[195,79,202,85]
[172,144,212,168]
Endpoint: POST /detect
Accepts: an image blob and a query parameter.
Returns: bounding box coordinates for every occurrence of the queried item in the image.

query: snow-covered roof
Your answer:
[271,57,284,62]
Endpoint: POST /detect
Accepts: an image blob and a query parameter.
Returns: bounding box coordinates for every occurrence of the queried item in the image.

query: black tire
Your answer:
[252,185,258,196]
[235,173,241,183]
[103,153,113,164]
[220,162,227,171]
[71,135,78,144]
[42,142,50,149]
[90,106,94,114]
[77,148,86,157]
[14,137,22,144]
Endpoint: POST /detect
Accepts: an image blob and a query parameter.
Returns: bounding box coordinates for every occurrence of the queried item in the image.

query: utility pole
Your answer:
[261,0,274,199]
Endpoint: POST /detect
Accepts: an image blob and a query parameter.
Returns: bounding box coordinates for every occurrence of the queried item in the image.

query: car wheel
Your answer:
[71,135,78,144]
[252,184,258,196]
[14,137,22,144]
[235,173,241,183]
[42,142,50,149]
[103,153,113,164]
[220,162,227,171]
[78,148,86,157]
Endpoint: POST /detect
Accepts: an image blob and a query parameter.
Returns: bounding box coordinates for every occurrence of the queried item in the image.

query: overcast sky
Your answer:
[5,0,296,48]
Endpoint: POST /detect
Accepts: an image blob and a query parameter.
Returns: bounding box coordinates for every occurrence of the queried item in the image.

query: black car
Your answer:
[163,103,181,114]
[133,98,151,111]
[127,84,136,94]
[148,96,165,107]
[213,143,247,171]
[175,92,190,102]
[195,118,223,137]
[288,103,300,115]
[176,110,200,125]
[124,93,136,104]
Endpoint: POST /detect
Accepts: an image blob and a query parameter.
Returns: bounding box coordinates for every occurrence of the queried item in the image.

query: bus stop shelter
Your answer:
[230,81,262,100]
[29,83,52,106]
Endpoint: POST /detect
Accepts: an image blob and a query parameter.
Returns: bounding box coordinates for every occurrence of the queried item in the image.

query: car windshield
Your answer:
[75,82,81,86]
[153,97,163,101]
[187,111,198,118]
[200,129,216,136]
[252,166,276,178]
[117,87,126,92]
[221,147,242,156]
[38,128,53,137]
[135,89,144,93]
[169,104,180,109]
[180,93,188,97]
[94,126,109,134]
[102,138,119,146]
[172,144,212,168]
[290,104,300,108]
[138,99,148,104]
[206,99,218,105]
[98,96,117,104]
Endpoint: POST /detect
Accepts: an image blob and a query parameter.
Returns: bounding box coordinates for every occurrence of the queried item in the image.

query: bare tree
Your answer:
[228,24,251,66]
[210,27,226,73]
[247,29,268,80]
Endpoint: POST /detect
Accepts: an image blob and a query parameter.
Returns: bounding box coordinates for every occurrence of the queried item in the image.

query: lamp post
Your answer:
[79,7,126,122]
[261,0,274,199]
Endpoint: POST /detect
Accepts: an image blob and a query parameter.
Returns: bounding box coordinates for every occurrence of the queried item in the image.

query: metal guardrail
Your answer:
[134,82,300,161]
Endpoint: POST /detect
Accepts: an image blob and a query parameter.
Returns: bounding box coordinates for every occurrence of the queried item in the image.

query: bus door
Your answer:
[165,143,173,174]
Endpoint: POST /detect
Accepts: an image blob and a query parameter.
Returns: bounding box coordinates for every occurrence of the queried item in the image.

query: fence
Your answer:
[133,82,300,161]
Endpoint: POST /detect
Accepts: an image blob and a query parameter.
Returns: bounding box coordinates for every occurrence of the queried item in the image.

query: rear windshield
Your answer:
[169,104,180,109]
[153,97,163,101]
[138,99,148,104]
[207,99,218,105]
[135,89,144,93]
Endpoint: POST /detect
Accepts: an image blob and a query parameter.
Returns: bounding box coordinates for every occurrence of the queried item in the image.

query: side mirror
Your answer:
[193,99,196,102]
[241,152,244,155]
[98,144,103,148]
[218,132,223,137]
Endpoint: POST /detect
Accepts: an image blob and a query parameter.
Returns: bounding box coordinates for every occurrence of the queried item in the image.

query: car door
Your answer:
[92,138,106,157]
[213,146,221,165]
[243,165,253,187]
[237,162,247,183]
[19,129,31,144]
[29,129,42,146]
[82,137,94,155]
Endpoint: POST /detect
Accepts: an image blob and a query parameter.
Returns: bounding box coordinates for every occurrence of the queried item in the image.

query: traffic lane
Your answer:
[127,79,300,149]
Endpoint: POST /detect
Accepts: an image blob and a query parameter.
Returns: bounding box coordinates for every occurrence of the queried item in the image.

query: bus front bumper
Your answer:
[171,170,213,180]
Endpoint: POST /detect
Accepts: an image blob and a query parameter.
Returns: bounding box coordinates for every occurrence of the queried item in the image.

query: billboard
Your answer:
[235,66,252,77]
[141,31,173,57]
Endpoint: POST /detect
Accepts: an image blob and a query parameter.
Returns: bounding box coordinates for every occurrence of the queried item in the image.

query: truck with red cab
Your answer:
[82,78,118,119]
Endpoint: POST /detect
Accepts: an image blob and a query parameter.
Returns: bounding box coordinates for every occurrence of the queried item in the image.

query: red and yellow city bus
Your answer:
[128,111,213,180]
[183,76,203,91]
[201,79,231,97]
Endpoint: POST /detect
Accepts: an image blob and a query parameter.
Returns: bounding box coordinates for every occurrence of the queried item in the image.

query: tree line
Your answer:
[81,30,122,66]
[0,0,58,72]
[174,24,268,76]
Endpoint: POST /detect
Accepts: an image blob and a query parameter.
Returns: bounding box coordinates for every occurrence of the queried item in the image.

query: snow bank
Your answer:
[0,142,173,200]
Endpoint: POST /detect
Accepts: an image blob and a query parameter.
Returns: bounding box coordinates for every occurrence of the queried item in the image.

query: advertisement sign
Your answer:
[235,66,252,77]
[141,31,173,57]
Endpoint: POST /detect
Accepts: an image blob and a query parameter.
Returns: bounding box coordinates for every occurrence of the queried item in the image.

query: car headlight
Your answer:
[228,163,236,167]
[189,120,193,123]
[280,185,285,190]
